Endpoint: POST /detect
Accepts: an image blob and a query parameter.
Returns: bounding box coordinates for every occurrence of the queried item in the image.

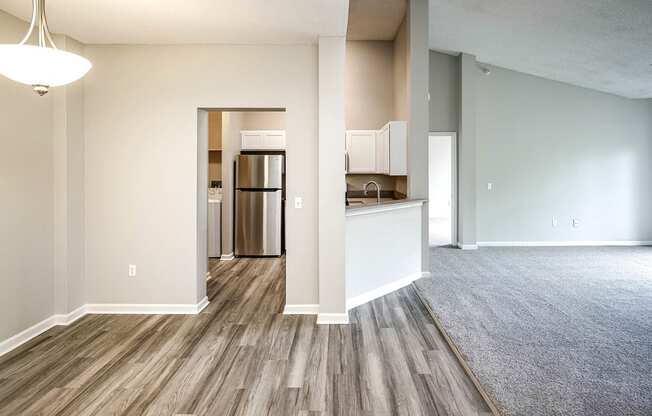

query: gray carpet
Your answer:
[414,246,652,416]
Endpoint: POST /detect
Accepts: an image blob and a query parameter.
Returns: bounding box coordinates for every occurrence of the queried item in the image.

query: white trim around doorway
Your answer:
[428,132,458,247]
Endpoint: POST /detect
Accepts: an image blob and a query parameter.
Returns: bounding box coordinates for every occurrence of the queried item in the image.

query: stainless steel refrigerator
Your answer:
[235,154,284,256]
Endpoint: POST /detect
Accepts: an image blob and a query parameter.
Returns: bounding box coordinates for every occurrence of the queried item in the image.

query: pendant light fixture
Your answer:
[0,0,92,96]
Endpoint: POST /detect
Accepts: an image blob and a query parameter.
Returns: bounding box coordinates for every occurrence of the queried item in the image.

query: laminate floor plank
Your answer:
[0,256,491,416]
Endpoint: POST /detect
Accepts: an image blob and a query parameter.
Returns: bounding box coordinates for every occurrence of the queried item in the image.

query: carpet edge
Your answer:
[412,282,504,416]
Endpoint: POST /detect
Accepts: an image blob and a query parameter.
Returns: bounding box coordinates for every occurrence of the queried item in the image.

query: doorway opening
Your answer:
[197,108,288,312]
[428,132,457,247]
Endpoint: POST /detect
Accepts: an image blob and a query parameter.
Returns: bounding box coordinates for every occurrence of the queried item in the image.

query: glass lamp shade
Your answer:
[0,44,92,89]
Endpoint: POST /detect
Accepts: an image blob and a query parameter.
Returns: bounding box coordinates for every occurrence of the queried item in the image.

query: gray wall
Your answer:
[457,53,478,246]
[476,65,652,242]
[345,41,394,130]
[0,10,54,341]
[429,50,459,132]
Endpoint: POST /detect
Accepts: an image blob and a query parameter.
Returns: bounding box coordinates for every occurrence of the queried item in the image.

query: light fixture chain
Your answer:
[38,0,45,47]
[41,0,58,49]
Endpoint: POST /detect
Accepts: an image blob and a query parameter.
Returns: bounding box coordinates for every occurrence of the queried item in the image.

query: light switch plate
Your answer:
[487,182,493,190]
[128,264,137,277]
[294,197,303,209]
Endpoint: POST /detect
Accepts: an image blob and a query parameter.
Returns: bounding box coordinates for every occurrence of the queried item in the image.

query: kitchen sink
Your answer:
[347,197,395,206]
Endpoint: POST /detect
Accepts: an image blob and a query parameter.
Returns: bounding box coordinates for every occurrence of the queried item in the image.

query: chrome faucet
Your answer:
[363,181,381,204]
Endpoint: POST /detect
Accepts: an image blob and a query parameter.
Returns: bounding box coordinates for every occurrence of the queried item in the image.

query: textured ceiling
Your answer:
[347,0,406,40]
[0,0,349,45]
[429,0,652,98]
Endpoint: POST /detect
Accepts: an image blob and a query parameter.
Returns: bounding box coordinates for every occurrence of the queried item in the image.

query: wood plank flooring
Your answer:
[0,257,491,415]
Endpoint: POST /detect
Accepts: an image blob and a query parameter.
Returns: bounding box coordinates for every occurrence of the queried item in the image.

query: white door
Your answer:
[346,131,376,173]
[428,133,456,246]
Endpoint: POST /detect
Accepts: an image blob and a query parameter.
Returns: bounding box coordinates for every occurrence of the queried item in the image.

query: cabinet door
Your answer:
[208,112,222,150]
[241,132,264,150]
[376,125,390,174]
[388,121,408,175]
[263,131,286,149]
[346,130,376,173]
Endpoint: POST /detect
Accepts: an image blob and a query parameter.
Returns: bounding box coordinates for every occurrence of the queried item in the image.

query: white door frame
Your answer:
[428,132,458,246]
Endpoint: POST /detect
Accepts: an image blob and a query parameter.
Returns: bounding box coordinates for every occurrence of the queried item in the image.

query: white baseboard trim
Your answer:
[86,297,210,315]
[346,271,425,311]
[0,298,210,358]
[457,243,478,250]
[0,315,59,357]
[317,313,349,325]
[477,240,652,247]
[283,304,319,315]
[53,304,88,325]
[196,296,210,313]
[220,253,235,261]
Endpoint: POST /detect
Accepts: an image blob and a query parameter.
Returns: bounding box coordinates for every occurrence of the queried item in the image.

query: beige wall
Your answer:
[52,35,86,315]
[393,17,408,121]
[345,41,394,130]
[1,10,88,344]
[83,44,319,306]
[241,111,286,130]
[0,10,54,341]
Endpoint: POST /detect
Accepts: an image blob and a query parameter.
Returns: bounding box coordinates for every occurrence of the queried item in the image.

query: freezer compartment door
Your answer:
[236,154,284,189]
[235,190,282,256]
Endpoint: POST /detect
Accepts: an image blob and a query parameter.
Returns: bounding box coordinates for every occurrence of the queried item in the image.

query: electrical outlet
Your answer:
[294,197,303,209]
[572,218,580,228]
[128,264,137,277]
[552,217,558,227]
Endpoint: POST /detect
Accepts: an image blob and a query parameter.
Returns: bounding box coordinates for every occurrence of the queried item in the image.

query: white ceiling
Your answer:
[347,0,406,40]
[430,0,652,98]
[0,0,349,45]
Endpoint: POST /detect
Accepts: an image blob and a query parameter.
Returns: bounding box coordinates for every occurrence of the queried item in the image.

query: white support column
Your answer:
[407,0,431,273]
[317,36,348,324]
[458,53,478,249]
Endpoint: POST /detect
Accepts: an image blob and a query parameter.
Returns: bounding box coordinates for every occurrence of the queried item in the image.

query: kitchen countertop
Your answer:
[345,198,426,216]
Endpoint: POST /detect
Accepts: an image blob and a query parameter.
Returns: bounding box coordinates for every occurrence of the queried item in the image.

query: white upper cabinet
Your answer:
[345,130,377,173]
[376,125,390,175]
[384,121,407,176]
[345,122,406,176]
[241,130,286,150]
